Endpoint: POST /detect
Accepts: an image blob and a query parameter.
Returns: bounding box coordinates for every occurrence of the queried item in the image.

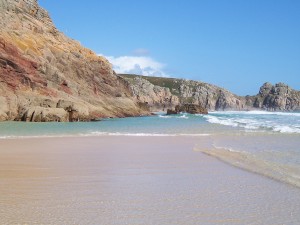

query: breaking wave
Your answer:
[202,111,300,134]
[158,114,189,119]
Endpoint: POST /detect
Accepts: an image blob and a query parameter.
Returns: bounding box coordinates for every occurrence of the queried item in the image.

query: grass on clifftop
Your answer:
[119,74,206,96]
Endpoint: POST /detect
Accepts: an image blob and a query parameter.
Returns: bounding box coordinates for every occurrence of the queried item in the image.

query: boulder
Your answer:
[22,106,68,122]
[166,109,178,115]
[56,100,90,121]
[167,104,208,115]
[176,104,208,114]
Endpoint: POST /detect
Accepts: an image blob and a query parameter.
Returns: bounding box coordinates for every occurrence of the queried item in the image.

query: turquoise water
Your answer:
[1,111,300,187]
[1,111,299,138]
[0,113,233,138]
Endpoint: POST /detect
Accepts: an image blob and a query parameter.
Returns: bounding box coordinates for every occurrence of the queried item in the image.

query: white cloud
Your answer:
[99,54,168,77]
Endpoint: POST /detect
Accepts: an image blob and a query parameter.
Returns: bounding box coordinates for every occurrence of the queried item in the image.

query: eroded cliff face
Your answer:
[0,0,147,121]
[121,75,248,111]
[175,80,247,111]
[121,75,300,112]
[122,76,180,111]
[248,82,300,111]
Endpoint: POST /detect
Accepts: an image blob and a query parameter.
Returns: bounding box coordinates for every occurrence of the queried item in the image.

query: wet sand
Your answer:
[1,136,300,224]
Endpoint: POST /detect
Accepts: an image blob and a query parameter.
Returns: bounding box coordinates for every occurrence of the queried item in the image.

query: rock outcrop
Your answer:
[122,76,180,111]
[166,109,178,115]
[166,104,208,115]
[176,104,208,114]
[121,74,248,111]
[248,82,300,111]
[0,0,148,122]
[121,75,300,112]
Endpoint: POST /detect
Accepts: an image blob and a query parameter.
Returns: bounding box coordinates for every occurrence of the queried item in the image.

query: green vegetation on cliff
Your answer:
[121,74,210,97]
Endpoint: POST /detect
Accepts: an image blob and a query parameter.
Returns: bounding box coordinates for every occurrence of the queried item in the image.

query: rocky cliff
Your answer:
[1,1,299,122]
[247,82,300,111]
[0,0,147,122]
[121,76,180,111]
[121,74,248,111]
[121,74,300,112]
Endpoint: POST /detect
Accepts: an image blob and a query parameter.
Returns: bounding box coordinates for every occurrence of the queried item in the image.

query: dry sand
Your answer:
[1,136,300,224]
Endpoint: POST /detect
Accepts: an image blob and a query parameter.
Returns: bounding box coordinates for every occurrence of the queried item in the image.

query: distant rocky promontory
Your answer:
[120,74,300,112]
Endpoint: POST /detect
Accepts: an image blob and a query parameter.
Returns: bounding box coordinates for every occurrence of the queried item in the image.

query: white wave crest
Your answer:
[210,110,300,117]
[179,114,189,119]
[158,114,189,119]
[203,115,239,127]
[272,126,300,134]
[204,112,300,134]
[158,115,172,119]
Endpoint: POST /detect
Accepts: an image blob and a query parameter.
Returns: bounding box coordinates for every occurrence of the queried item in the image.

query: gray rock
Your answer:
[256,83,300,111]
[123,76,179,111]
[121,75,247,111]
[259,82,273,96]
[120,75,300,112]
[166,109,178,115]
[176,104,208,114]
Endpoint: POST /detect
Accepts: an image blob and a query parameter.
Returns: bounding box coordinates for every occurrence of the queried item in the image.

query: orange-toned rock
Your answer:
[0,0,149,121]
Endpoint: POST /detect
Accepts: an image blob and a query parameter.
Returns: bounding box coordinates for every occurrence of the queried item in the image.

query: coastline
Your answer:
[1,2,300,224]
[199,145,300,189]
[1,136,300,224]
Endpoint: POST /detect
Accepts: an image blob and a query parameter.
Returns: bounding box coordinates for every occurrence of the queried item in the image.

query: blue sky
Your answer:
[39,0,300,95]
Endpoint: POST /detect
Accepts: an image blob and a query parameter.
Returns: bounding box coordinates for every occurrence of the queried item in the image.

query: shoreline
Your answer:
[0,133,212,140]
[1,136,300,224]
[199,146,300,189]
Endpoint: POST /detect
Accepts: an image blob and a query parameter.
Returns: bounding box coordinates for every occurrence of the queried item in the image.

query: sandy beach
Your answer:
[1,136,300,225]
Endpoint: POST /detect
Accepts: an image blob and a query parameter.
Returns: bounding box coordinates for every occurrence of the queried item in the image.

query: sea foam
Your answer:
[203,111,300,134]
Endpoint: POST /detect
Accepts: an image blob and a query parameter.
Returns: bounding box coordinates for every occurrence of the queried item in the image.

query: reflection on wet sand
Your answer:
[1,136,300,224]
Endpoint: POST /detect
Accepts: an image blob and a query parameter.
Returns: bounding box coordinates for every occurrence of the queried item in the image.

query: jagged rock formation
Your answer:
[176,104,208,114]
[121,74,248,111]
[121,76,179,111]
[247,82,300,111]
[0,0,148,122]
[167,104,208,115]
[121,75,300,112]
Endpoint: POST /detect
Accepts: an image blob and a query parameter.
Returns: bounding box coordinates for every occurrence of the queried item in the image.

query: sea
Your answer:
[1,110,300,188]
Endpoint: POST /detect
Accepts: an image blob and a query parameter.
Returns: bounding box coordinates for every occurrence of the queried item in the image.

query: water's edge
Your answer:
[196,146,300,189]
